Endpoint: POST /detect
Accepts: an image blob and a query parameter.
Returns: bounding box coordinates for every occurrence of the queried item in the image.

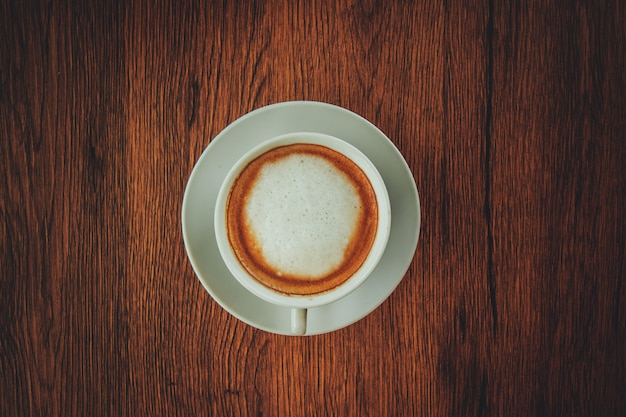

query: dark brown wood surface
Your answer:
[2,0,625,415]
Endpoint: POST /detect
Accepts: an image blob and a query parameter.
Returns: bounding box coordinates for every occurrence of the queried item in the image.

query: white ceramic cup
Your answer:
[214,132,391,335]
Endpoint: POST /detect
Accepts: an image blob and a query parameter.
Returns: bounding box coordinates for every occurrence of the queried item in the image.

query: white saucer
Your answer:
[182,101,420,335]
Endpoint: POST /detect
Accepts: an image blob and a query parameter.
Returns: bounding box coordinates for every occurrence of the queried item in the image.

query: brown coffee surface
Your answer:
[225,143,379,296]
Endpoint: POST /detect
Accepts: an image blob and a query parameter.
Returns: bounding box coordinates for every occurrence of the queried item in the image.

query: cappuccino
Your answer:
[225,143,378,296]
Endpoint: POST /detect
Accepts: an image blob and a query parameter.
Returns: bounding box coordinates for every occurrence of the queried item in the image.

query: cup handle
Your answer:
[291,308,307,335]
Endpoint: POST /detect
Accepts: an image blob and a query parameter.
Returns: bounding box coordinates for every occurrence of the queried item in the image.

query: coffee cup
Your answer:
[214,132,391,335]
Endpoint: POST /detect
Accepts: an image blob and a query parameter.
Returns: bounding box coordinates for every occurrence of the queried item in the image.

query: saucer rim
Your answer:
[182,101,421,335]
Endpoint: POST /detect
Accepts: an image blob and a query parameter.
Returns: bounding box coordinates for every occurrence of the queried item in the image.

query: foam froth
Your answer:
[246,154,361,277]
[226,143,378,296]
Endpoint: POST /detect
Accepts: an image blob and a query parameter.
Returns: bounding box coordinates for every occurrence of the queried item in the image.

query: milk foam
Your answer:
[244,153,362,278]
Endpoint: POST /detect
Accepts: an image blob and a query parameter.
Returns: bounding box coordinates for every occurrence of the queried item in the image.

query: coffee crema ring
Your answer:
[225,143,379,296]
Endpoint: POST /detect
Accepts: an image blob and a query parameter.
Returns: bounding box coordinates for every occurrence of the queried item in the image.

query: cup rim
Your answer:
[214,131,391,308]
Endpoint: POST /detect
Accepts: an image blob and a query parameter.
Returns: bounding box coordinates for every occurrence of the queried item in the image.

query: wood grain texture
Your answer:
[1,0,624,416]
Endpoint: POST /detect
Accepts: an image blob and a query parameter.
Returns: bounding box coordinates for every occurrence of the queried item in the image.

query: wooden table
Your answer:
[2,0,625,415]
